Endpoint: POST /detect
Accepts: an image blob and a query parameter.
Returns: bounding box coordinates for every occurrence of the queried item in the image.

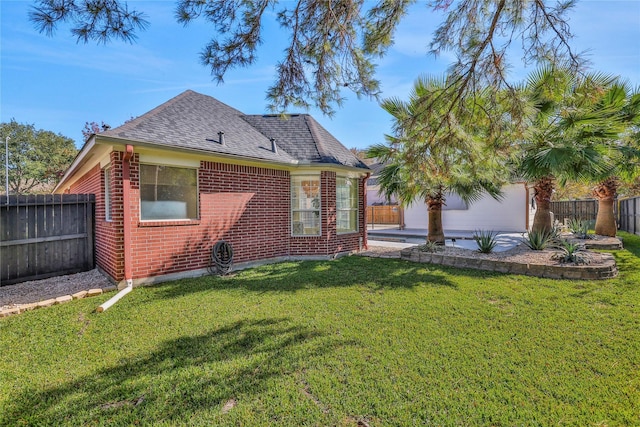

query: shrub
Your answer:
[551,240,592,265]
[473,230,498,253]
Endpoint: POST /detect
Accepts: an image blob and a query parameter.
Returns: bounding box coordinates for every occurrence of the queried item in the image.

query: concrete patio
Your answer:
[367,227,526,252]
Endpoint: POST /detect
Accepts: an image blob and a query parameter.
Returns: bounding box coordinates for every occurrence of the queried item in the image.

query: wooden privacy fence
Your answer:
[1,194,95,286]
[550,197,640,235]
[367,205,401,225]
[549,199,601,223]
[619,196,640,236]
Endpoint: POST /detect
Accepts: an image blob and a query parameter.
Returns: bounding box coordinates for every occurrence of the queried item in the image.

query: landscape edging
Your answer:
[0,286,117,318]
[400,247,618,280]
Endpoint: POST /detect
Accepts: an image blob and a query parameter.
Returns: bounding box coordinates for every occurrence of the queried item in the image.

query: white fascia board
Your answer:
[53,136,97,193]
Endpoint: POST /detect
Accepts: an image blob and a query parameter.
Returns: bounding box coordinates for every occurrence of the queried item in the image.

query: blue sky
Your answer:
[1,1,640,150]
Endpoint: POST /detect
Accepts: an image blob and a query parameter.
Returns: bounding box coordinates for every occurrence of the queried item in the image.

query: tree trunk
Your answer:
[593,177,618,237]
[426,195,445,244]
[531,176,555,233]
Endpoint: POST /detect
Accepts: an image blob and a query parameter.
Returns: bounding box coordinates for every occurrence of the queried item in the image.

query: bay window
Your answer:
[291,175,321,235]
[336,177,358,233]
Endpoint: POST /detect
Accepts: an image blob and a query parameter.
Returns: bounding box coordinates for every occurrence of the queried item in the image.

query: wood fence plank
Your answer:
[0,194,95,286]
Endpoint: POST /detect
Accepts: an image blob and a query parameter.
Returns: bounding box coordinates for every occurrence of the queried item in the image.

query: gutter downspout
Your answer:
[98,144,134,313]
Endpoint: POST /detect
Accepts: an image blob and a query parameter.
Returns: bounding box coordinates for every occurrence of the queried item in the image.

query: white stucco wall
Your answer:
[367,186,397,205]
[403,183,532,232]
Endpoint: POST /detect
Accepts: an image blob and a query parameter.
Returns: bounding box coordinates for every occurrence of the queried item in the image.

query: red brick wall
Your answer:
[127,160,291,279]
[67,155,123,280]
[71,150,367,282]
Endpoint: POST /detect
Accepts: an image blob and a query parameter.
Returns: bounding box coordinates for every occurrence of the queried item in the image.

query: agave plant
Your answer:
[551,241,591,265]
[567,218,592,239]
[473,230,498,253]
[418,240,442,253]
[522,229,555,250]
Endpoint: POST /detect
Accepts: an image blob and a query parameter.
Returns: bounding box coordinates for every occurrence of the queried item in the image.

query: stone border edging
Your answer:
[400,248,618,280]
[0,285,118,318]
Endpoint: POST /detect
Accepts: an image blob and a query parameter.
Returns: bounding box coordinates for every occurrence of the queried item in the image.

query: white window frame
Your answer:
[104,167,112,221]
[139,163,199,221]
[336,176,359,233]
[291,174,321,236]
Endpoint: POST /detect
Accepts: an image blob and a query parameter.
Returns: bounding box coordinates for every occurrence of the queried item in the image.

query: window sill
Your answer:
[337,231,359,235]
[138,219,201,227]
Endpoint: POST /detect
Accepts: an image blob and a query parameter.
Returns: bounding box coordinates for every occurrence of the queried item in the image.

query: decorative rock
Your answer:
[442,256,457,267]
[20,303,39,312]
[103,285,118,292]
[431,254,444,264]
[72,290,88,299]
[55,295,73,304]
[493,261,511,273]
[37,299,56,308]
[419,252,432,263]
[0,307,21,317]
[87,288,103,297]
[562,269,583,280]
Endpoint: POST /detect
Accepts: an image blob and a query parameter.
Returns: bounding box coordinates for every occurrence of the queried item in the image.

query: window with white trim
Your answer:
[291,175,321,235]
[104,167,112,221]
[140,164,198,220]
[336,177,358,233]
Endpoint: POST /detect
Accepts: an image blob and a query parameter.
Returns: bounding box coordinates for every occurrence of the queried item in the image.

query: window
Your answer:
[291,175,320,235]
[336,177,358,233]
[104,167,112,221]
[140,164,198,220]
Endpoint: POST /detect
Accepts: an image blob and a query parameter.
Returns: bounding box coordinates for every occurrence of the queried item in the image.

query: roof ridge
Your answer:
[303,115,331,162]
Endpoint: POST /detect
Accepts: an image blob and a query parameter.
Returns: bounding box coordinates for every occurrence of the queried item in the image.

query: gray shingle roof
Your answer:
[101,90,368,170]
[241,114,368,169]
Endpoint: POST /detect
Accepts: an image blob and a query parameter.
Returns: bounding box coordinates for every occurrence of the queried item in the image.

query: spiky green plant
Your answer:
[523,229,555,250]
[551,240,592,265]
[473,230,498,253]
[418,240,442,253]
[567,218,592,239]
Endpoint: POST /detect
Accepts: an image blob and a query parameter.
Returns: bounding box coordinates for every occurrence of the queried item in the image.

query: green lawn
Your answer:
[1,233,639,426]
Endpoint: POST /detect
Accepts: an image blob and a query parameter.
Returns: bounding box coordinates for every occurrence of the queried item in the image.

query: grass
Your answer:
[1,233,639,426]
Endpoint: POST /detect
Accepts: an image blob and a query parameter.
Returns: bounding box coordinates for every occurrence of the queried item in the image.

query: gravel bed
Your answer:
[0,269,112,309]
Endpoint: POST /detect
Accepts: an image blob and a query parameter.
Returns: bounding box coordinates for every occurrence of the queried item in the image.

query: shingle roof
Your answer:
[101,90,368,170]
[241,114,368,169]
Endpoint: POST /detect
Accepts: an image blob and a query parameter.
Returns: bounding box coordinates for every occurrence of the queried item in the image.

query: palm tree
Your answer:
[591,87,640,236]
[519,67,622,233]
[368,75,517,244]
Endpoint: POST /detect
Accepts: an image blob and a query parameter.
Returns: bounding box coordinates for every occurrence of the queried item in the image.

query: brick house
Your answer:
[54,90,370,287]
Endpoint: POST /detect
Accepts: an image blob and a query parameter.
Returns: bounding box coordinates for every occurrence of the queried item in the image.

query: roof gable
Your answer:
[241,114,368,169]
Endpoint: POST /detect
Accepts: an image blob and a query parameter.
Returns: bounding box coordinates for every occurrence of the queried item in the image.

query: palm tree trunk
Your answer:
[426,194,445,244]
[531,176,555,233]
[593,177,618,237]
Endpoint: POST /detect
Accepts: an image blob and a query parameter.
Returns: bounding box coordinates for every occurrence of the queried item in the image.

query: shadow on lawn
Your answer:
[1,317,346,425]
[155,255,457,301]
[619,232,640,258]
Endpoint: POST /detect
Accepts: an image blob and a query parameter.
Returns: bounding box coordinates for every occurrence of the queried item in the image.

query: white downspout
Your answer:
[96,280,133,312]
